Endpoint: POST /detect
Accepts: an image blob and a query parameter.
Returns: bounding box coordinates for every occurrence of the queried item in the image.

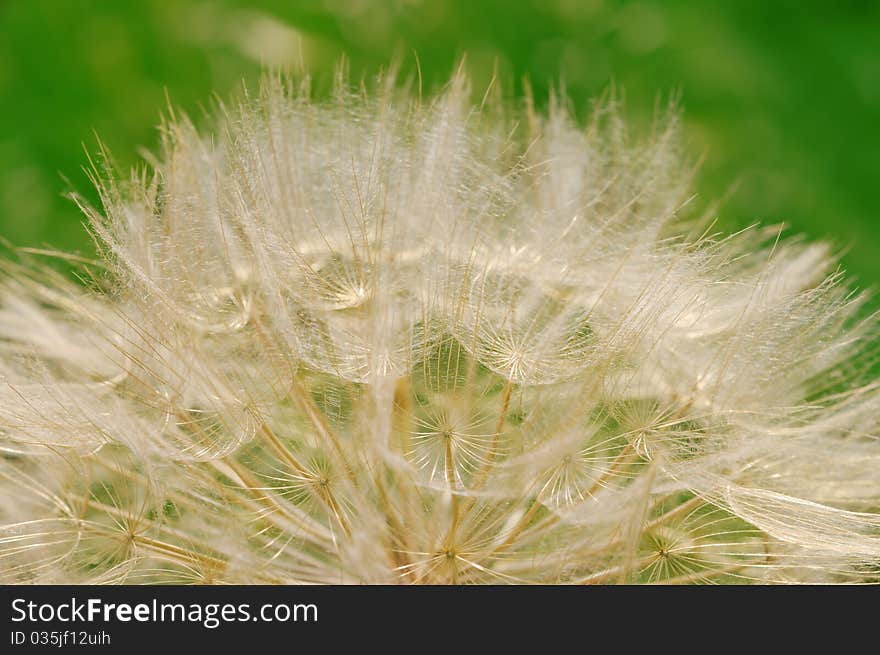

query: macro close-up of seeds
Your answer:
[1,67,878,585]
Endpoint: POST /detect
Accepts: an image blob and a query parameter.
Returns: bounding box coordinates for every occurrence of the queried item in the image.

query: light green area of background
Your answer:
[1,1,878,286]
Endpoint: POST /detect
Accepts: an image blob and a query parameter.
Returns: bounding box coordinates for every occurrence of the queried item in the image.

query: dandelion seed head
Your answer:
[1,68,878,584]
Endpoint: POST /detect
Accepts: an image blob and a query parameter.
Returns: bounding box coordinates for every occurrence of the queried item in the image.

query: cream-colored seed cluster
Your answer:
[1,72,878,584]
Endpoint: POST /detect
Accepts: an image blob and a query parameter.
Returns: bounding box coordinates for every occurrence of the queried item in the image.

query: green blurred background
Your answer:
[1,0,878,286]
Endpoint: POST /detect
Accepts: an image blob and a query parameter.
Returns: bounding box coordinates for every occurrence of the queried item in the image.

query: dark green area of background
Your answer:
[1,0,878,286]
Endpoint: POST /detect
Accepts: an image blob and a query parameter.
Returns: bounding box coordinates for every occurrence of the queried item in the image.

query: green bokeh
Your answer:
[1,0,878,286]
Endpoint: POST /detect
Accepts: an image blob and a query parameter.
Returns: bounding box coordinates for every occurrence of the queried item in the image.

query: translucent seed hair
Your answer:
[1,68,879,584]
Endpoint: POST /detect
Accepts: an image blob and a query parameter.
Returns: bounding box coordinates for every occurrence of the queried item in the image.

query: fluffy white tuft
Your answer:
[1,70,878,584]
